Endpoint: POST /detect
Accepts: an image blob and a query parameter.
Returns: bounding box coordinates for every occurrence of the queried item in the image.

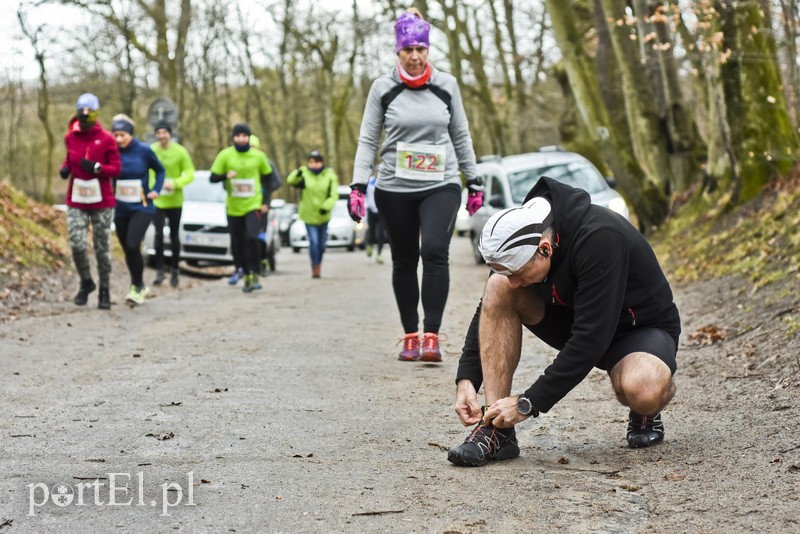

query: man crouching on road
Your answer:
[448,176,681,467]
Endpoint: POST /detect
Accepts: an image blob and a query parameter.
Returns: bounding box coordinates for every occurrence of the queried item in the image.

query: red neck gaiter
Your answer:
[398,62,432,89]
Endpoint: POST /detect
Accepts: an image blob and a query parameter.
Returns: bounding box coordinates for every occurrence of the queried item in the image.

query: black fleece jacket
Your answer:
[455,177,681,413]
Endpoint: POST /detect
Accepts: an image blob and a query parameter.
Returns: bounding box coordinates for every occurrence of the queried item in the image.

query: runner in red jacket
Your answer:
[59,93,121,310]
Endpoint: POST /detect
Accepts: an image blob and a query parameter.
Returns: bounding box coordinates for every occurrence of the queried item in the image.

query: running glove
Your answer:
[59,166,70,179]
[466,178,484,216]
[80,158,100,174]
[467,191,483,215]
[348,185,366,222]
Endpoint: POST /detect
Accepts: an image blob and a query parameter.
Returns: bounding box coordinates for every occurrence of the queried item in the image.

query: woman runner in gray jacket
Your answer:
[349,8,483,362]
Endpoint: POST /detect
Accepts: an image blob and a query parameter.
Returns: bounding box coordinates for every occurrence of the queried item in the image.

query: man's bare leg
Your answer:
[609,352,675,415]
[480,275,545,405]
[447,276,547,467]
[610,352,675,447]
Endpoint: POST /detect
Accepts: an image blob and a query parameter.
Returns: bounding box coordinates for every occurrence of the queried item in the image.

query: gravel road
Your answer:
[1,237,798,533]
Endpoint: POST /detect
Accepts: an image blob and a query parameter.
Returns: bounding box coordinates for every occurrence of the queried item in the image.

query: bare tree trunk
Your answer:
[1,81,24,189]
[17,9,55,202]
[717,2,798,202]
[546,0,668,230]
[56,0,192,100]
[436,1,506,155]
[780,0,800,128]
[599,0,675,202]
[633,0,702,193]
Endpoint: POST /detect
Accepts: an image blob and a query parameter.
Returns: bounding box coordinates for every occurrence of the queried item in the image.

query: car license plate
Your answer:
[184,232,224,246]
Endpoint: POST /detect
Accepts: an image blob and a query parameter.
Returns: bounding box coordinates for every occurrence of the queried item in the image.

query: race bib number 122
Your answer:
[395,142,446,181]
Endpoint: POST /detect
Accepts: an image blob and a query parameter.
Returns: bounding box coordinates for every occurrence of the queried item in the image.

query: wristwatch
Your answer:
[516,396,539,417]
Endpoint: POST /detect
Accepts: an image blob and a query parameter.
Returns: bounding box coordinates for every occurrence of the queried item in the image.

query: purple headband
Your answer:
[395,12,430,53]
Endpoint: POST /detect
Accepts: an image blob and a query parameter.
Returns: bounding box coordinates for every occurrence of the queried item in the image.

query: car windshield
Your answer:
[183,171,228,203]
[508,160,608,204]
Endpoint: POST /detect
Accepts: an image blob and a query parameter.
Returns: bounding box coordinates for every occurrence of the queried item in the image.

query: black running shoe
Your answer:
[447,424,520,467]
[626,411,665,448]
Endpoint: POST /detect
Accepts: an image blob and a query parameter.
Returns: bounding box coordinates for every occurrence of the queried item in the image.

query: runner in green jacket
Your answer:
[209,123,275,293]
[151,121,195,287]
[287,151,339,278]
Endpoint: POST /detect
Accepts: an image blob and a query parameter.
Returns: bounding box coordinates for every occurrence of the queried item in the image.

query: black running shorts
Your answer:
[524,305,678,375]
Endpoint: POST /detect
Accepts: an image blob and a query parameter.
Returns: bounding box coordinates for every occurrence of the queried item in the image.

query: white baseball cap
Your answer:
[478,197,553,274]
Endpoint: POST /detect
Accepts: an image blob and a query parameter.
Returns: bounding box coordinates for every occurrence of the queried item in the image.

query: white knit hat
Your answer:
[478,197,553,273]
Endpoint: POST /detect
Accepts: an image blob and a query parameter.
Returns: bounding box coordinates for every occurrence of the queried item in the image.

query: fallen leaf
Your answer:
[665,473,686,481]
[619,484,640,492]
[687,324,727,346]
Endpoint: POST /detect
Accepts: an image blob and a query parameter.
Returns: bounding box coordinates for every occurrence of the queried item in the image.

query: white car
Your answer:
[469,149,631,263]
[144,171,281,269]
[289,199,367,252]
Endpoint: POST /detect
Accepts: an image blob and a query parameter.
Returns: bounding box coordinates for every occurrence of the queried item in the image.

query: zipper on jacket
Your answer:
[551,283,565,305]
[627,307,636,326]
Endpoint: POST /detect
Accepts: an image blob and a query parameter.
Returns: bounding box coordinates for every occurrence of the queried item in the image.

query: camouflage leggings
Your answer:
[67,207,114,286]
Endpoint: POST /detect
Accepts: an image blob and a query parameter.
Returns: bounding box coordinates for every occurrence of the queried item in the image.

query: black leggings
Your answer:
[375,183,461,334]
[115,211,153,288]
[154,207,182,270]
[228,211,261,275]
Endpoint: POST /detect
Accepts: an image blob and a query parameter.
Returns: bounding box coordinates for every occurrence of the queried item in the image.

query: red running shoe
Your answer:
[420,332,443,362]
[397,333,421,361]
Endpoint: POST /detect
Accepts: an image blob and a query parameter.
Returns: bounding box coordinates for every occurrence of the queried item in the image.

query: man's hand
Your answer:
[454,379,482,426]
[147,191,159,200]
[482,395,529,428]
[226,170,237,179]
[261,203,268,214]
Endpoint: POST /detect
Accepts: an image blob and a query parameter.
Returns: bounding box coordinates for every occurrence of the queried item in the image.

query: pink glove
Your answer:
[348,189,365,222]
[467,191,483,216]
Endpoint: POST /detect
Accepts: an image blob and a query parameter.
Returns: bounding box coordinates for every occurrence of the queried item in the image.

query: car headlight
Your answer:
[608,197,629,218]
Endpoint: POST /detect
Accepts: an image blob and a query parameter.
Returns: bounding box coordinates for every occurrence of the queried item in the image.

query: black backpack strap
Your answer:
[381,82,453,118]
[425,84,452,117]
[381,84,407,115]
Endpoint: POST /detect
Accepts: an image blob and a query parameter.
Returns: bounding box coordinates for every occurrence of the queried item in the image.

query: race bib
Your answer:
[395,142,446,181]
[231,178,256,198]
[115,179,143,203]
[71,178,102,204]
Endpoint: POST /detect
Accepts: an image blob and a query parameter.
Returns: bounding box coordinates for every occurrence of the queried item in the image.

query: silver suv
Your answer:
[469,148,630,263]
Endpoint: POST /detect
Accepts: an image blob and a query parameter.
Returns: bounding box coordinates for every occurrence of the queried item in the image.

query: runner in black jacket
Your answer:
[449,177,681,467]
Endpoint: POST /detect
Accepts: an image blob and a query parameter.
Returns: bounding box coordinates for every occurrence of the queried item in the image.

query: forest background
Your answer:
[2,0,799,234]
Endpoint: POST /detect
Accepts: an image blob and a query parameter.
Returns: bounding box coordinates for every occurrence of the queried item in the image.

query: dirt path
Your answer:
[1,238,798,532]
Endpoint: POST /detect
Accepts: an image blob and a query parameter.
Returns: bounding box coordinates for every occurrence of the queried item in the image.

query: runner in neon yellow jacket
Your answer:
[150,121,195,286]
[287,150,339,278]
[209,123,275,293]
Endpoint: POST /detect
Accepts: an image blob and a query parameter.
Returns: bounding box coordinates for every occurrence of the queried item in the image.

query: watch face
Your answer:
[517,397,532,415]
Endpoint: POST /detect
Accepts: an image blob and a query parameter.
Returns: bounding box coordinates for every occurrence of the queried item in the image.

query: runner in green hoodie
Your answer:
[287,151,339,278]
[209,123,275,293]
[150,120,195,287]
